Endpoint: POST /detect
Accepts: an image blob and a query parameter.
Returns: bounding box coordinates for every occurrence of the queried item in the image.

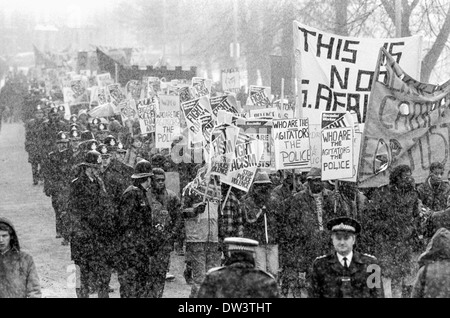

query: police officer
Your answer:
[67,150,110,298]
[310,217,384,298]
[197,237,280,298]
[95,121,110,143]
[24,104,45,185]
[45,131,74,243]
[116,159,155,298]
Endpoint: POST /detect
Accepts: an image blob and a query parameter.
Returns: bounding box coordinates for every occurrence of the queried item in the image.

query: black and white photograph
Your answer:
[1,0,450,306]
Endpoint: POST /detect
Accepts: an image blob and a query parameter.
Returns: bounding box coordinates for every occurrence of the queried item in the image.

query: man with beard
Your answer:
[360,164,421,298]
[242,170,280,279]
[45,131,74,244]
[146,167,183,298]
[286,167,345,297]
[67,150,111,298]
[24,104,45,185]
[116,160,155,298]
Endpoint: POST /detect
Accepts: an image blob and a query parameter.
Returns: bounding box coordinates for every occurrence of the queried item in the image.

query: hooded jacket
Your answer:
[0,217,41,298]
[411,227,450,298]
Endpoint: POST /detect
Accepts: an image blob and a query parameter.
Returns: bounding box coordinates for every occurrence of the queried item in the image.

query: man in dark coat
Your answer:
[46,131,74,243]
[310,217,384,298]
[360,164,421,297]
[197,237,279,298]
[116,159,155,298]
[24,104,45,185]
[284,167,345,297]
[146,167,183,298]
[0,217,41,298]
[67,150,111,298]
[411,227,450,297]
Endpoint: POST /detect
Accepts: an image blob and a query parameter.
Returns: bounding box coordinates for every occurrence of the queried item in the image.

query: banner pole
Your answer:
[334,180,340,215]
[221,186,232,213]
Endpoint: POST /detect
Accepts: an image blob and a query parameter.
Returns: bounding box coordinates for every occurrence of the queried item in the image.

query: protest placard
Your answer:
[235,118,274,171]
[107,83,127,109]
[221,136,264,192]
[221,69,240,92]
[210,94,239,118]
[119,99,139,126]
[272,118,311,170]
[321,125,354,181]
[293,21,422,124]
[249,107,279,119]
[125,80,142,100]
[136,98,157,134]
[155,112,181,149]
[145,77,160,97]
[96,73,112,87]
[181,96,213,144]
[246,85,272,108]
[209,124,240,178]
[192,77,212,98]
[159,94,181,113]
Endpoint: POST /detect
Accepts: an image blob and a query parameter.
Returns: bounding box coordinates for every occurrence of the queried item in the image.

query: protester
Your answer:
[242,170,280,279]
[361,164,421,298]
[285,167,346,297]
[310,217,384,298]
[411,227,450,298]
[0,217,42,298]
[417,162,450,211]
[181,164,222,298]
[197,237,280,298]
[146,168,183,297]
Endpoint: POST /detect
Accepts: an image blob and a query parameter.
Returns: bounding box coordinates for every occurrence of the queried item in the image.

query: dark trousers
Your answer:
[51,196,63,236]
[117,262,152,298]
[75,259,110,298]
[147,243,172,298]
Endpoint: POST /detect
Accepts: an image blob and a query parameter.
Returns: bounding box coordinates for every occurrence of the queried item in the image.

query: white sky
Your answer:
[0,0,119,12]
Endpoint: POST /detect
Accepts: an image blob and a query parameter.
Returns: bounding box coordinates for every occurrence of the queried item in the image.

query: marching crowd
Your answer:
[1,72,450,299]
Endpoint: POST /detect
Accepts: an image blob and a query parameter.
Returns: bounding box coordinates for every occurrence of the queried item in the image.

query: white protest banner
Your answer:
[293,21,422,124]
[97,86,110,106]
[321,126,354,181]
[155,113,181,149]
[272,118,311,170]
[221,69,240,92]
[210,94,240,118]
[136,98,157,134]
[246,85,272,108]
[63,78,88,105]
[209,124,240,178]
[249,107,279,119]
[96,73,112,87]
[179,85,195,103]
[222,136,264,192]
[181,96,213,144]
[192,77,212,98]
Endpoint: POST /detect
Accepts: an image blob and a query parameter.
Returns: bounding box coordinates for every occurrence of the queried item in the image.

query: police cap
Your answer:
[56,131,70,143]
[326,216,361,234]
[224,237,259,252]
